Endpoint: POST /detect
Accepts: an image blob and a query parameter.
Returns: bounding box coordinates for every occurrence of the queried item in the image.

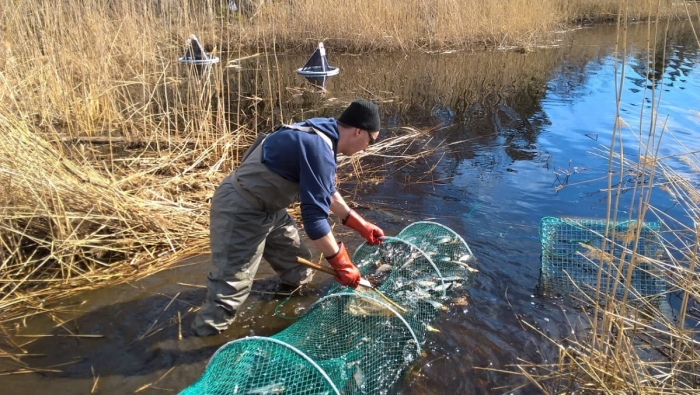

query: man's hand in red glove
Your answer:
[342,210,384,246]
[326,242,361,288]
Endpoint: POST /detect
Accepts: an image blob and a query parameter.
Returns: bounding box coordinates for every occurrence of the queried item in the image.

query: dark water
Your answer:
[3,21,700,394]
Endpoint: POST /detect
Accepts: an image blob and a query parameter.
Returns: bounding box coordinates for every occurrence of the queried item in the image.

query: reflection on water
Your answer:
[303,75,333,90]
[5,20,700,395]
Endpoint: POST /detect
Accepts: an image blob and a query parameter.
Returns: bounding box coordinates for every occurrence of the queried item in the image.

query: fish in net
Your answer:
[180,221,477,395]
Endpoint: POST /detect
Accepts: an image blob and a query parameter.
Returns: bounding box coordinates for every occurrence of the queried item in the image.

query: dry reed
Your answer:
[0,107,211,322]
[242,0,681,51]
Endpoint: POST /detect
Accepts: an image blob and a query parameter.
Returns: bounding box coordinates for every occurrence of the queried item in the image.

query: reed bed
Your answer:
[0,108,210,323]
[502,9,700,393]
[243,0,681,51]
[0,0,535,326]
[0,0,688,141]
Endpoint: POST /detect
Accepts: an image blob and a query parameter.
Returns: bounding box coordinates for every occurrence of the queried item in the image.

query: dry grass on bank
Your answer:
[0,108,211,324]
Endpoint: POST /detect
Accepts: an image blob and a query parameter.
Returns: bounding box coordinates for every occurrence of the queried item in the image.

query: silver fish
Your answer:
[417,279,437,288]
[421,298,448,311]
[438,276,463,282]
[248,382,286,394]
[411,289,433,299]
[458,254,472,263]
[353,364,365,389]
[433,282,455,293]
[451,260,479,273]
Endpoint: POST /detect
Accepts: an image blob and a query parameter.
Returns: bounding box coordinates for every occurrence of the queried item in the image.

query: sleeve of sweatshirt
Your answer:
[297,137,337,240]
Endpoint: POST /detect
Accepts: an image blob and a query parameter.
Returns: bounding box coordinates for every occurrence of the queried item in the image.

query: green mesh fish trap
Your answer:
[181,221,476,395]
[539,217,666,303]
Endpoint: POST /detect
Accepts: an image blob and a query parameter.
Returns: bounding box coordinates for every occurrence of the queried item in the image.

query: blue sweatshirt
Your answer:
[261,118,338,240]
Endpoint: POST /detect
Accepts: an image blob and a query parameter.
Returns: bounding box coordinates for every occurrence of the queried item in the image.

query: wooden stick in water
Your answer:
[296,257,407,314]
[295,257,339,277]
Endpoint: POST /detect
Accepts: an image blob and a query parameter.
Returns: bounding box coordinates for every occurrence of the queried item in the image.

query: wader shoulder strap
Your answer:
[282,124,334,152]
[241,132,268,163]
[244,124,331,164]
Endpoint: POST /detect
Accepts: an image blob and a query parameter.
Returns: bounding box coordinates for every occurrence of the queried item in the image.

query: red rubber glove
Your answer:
[326,242,361,289]
[343,210,384,246]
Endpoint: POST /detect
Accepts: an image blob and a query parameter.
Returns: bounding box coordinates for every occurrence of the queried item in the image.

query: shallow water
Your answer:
[3,21,700,394]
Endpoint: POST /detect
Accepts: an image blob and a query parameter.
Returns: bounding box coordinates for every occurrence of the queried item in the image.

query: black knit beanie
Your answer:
[338,100,380,132]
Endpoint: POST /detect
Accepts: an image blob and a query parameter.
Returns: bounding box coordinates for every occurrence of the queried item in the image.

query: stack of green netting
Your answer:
[180,221,476,395]
[539,217,666,303]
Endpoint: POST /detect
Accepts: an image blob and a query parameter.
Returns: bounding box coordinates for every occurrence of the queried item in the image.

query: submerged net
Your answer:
[181,221,476,394]
[539,217,666,304]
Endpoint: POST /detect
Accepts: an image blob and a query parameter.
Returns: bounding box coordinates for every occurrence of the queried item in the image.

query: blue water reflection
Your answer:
[367,28,700,394]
